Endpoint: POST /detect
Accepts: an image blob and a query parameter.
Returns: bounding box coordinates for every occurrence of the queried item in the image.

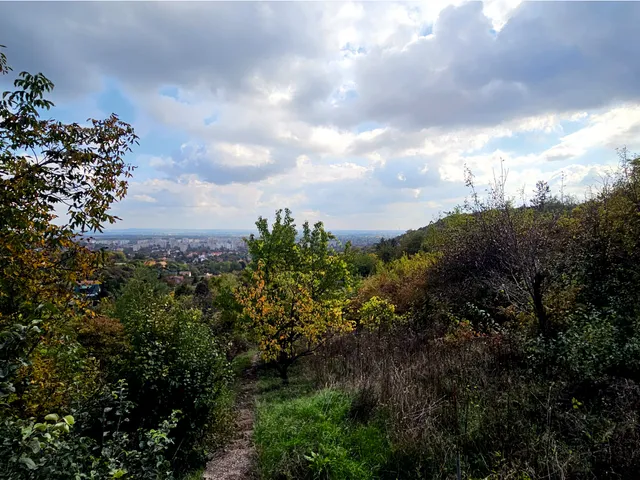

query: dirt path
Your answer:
[204,356,258,480]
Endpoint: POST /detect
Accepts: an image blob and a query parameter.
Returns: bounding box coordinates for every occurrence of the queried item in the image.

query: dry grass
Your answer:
[308,326,640,479]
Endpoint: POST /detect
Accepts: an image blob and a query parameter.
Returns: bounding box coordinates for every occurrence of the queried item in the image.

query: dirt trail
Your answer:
[203,357,258,480]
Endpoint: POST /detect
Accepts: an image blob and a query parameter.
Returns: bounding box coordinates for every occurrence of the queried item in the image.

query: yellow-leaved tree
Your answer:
[237,209,354,383]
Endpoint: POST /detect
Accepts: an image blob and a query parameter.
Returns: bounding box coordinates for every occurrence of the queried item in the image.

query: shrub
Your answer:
[0,382,179,480]
[76,315,130,380]
[355,253,437,317]
[114,278,233,470]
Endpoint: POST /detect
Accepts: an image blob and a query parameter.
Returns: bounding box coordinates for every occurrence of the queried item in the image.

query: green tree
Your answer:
[0,51,137,321]
[346,249,379,278]
[237,209,354,383]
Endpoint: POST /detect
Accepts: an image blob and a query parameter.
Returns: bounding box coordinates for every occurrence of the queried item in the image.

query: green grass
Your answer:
[254,388,390,480]
[180,467,204,480]
[255,361,316,403]
[231,348,257,377]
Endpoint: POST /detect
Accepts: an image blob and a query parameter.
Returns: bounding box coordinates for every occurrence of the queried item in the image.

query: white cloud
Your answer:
[132,194,157,203]
[215,143,274,167]
[3,1,640,229]
[542,106,640,161]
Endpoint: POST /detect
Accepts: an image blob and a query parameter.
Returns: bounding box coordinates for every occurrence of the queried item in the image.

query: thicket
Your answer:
[308,153,640,478]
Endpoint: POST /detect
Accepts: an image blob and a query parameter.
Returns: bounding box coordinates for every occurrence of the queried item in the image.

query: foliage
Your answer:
[98,257,137,299]
[0,53,137,322]
[355,253,437,317]
[237,209,354,382]
[0,382,179,480]
[113,277,233,467]
[0,317,41,402]
[0,49,232,478]
[76,315,130,381]
[358,296,398,332]
[308,151,640,479]
[0,48,137,420]
[345,250,380,278]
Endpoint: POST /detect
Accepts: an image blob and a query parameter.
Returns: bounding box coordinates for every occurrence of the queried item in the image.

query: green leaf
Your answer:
[44,413,59,423]
[110,469,127,478]
[63,415,75,426]
[28,438,41,454]
[19,456,37,470]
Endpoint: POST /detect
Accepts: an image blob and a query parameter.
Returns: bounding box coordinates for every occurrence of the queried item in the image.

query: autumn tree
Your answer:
[237,209,354,383]
[0,47,138,411]
[358,296,397,334]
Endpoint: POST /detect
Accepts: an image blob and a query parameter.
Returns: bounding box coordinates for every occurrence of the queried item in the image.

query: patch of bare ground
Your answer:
[203,356,258,480]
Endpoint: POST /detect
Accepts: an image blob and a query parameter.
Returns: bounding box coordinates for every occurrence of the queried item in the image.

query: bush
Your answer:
[0,382,178,480]
[355,253,437,317]
[526,307,640,381]
[76,315,130,381]
[114,277,233,470]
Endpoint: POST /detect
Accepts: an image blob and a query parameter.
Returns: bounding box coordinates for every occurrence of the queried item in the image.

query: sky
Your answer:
[2,1,640,231]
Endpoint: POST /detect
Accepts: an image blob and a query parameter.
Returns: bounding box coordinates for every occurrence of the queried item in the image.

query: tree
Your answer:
[439,164,567,335]
[237,209,354,383]
[375,237,400,262]
[0,47,138,412]
[0,50,137,319]
[345,249,379,278]
[358,296,397,334]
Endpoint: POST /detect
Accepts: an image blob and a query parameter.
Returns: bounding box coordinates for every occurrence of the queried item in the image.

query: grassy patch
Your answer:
[181,467,204,480]
[255,361,316,403]
[254,388,390,480]
[231,348,257,377]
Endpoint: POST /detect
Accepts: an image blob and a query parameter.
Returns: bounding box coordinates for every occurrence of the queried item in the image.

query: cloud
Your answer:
[541,106,640,162]
[132,194,157,204]
[331,2,640,131]
[2,1,640,230]
[0,2,327,98]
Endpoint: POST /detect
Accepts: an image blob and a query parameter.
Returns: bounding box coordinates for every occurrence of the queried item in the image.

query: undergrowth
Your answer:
[254,387,390,480]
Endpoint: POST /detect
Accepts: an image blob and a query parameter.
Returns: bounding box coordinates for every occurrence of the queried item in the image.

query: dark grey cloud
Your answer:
[326,2,640,130]
[0,2,325,98]
[3,1,639,133]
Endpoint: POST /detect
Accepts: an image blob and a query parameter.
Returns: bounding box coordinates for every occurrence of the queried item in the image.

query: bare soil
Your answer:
[203,357,258,480]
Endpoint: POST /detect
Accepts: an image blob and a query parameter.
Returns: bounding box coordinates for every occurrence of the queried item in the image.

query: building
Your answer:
[166,275,185,285]
[74,280,101,299]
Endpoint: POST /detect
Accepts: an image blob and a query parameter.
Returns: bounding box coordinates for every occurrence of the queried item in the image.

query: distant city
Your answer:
[80,229,404,257]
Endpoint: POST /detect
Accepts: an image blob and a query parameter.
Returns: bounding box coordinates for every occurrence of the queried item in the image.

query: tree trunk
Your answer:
[277,362,289,385]
[533,272,548,336]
